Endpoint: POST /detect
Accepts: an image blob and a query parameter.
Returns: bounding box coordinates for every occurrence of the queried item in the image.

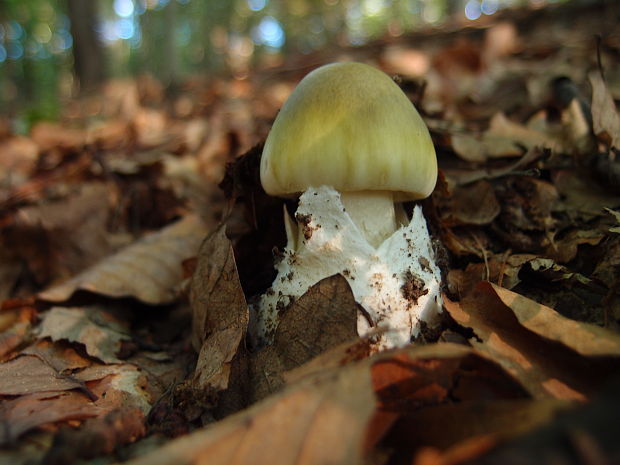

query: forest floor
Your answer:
[1,1,620,464]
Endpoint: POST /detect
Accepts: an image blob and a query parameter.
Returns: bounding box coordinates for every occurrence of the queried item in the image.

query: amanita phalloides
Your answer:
[254,62,442,350]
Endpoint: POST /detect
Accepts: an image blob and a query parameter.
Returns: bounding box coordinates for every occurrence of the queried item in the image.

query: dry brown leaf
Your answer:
[439,180,500,226]
[39,215,208,305]
[29,122,85,153]
[545,228,605,263]
[451,113,555,162]
[250,275,361,401]
[0,247,22,301]
[21,339,92,373]
[43,407,146,465]
[190,224,248,393]
[553,169,620,220]
[0,355,84,396]
[489,283,620,356]
[50,409,145,463]
[7,182,116,285]
[119,359,376,465]
[443,148,544,188]
[0,304,36,361]
[389,399,568,452]
[273,274,361,370]
[444,282,620,400]
[37,306,131,364]
[0,364,151,444]
[589,70,620,149]
[0,135,39,186]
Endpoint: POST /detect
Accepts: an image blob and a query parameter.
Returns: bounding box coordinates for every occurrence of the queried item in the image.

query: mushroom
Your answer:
[254,62,442,350]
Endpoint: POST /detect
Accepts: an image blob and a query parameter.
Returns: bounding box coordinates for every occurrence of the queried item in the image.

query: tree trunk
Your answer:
[67,0,105,92]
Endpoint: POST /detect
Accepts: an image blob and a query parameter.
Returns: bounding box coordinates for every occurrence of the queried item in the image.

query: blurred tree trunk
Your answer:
[163,0,178,87]
[67,0,105,92]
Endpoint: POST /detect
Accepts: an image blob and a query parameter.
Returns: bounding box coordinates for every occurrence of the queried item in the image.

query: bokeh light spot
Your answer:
[465,0,482,20]
[114,0,135,17]
[253,16,285,48]
[248,0,267,12]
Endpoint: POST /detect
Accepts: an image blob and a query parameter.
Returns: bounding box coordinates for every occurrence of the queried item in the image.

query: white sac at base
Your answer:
[254,185,443,350]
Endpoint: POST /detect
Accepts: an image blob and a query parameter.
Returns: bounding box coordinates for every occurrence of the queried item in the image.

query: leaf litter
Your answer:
[1,1,620,464]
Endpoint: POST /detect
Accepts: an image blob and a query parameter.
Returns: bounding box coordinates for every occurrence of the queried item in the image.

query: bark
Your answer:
[67,0,105,92]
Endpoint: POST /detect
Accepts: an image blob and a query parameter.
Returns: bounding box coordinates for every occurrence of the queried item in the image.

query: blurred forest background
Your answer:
[1,0,573,129]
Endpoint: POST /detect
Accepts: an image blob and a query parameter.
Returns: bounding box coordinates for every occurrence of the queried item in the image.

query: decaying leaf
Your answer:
[38,215,208,305]
[190,224,248,393]
[444,282,620,400]
[37,306,131,364]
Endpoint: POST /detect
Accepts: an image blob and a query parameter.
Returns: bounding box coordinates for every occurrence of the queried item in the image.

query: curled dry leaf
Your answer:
[118,343,533,465]
[120,359,376,465]
[37,306,131,364]
[39,215,208,305]
[444,282,620,400]
[191,224,248,392]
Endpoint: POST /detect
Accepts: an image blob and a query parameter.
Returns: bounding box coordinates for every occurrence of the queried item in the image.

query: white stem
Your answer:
[339,191,398,248]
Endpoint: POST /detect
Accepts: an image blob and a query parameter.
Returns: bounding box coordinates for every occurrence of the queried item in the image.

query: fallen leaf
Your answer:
[589,70,620,149]
[444,282,620,400]
[190,224,248,393]
[43,408,146,465]
[606,208,620,233]
[7,182,116,285]
[273,274,361,370]
[39,215,208,305]
[451,113,556,162]
[389,399,568,451]
[29,122,85,153]
[120,358,376,465]
[553,169,620,221]
[0,305,36,361]
[21,339,92,373]
[0,355,85,396]
[439,180,500,226]
[451,378,620,465]
[0,364,151,444]
[250,274,361,401]
[37,306,131,364]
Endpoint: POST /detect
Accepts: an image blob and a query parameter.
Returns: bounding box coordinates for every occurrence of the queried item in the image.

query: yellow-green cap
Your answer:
[260,62,437,200]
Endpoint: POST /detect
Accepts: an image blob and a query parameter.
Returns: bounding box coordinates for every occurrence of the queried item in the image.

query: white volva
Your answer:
[254,185,442,350]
